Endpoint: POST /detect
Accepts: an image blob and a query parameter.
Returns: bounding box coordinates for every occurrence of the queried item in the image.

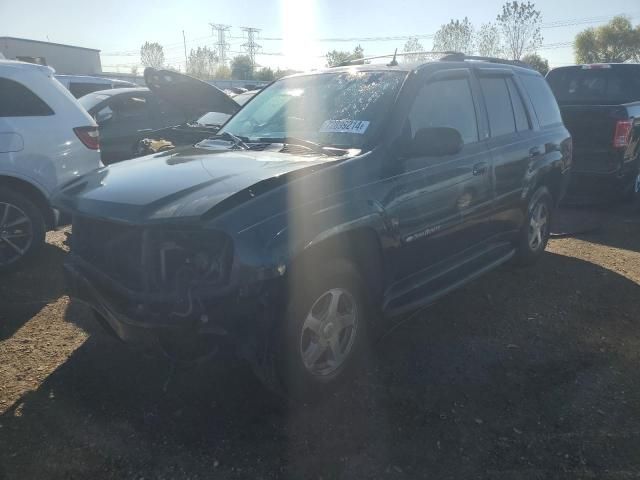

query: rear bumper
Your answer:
[564,152,639,204]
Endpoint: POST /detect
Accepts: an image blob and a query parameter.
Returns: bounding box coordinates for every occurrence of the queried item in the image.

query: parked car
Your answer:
[0,60,102,271]
[55,55,571,398]
[78,68,241,164]
[546,64,640,203]
[135,90,258,156]
[55,74,137,98]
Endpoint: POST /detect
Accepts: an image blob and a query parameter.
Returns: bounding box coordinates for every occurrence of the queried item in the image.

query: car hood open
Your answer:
[53,146,341,224]
[144,68,241,119]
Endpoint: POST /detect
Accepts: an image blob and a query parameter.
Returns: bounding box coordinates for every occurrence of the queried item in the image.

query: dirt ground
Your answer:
[1,205,640,480]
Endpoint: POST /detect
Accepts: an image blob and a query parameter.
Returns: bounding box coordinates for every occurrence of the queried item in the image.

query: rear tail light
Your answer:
[74,126,100,150]
[613,120,632,148]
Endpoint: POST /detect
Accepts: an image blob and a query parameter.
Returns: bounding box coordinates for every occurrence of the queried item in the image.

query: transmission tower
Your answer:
[240,27,262,67]
[210,23,231,66]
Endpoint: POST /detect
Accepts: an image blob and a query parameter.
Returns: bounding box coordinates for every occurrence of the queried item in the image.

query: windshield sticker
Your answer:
[320,120,370,134]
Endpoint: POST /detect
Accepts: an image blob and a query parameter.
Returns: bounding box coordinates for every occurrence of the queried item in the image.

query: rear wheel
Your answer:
[514,186,553,266]
[0,188,46,272]
[274,259,371,400]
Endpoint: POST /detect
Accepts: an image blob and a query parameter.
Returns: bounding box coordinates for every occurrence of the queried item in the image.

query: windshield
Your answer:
[78,92,111,111]
[547,66,640,105]
[196,111,231,126]
[220,71,406,148]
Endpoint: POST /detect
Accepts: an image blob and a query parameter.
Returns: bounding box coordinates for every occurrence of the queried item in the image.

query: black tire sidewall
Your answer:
[515,186,553,266]
[0,188,46,272]
[278,259,371,400]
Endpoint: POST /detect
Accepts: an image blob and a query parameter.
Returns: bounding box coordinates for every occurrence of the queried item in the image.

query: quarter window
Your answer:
[480,77,516,137]
[0,78,54,117]
[521,75,563,127]
[409,78,479,144]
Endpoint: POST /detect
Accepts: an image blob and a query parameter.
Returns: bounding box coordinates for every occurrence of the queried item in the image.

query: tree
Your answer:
[186,46,218,80]
[433,17,475,54]
[274,68,298,79]
[214,65,232,80]
[521,53,549,75]
[130,65,139,76]
[476,23,503,57]
[497,1,543,60]
[325,45,364,67]
[254,67,275,81]
[403,37,426,62]
[231,55,254,80]
[140,42,165,68]
[574,16,640,63]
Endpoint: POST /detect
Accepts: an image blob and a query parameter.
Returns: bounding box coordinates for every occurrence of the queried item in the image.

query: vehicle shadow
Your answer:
[552,203,640,253]
[1,251,640,479]
[0,240,68,341]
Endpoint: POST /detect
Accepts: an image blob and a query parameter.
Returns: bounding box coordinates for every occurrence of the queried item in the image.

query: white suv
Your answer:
[0,60,102,271]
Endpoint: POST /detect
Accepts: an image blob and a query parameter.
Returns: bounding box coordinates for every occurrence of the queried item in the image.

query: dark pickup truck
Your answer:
[546,64,640,203]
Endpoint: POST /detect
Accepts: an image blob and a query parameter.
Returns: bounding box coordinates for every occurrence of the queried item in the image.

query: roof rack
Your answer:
[335,51,459,67]
[439,53,534,70]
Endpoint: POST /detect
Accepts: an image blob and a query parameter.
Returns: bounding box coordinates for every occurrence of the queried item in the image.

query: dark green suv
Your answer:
[55,54,572,399]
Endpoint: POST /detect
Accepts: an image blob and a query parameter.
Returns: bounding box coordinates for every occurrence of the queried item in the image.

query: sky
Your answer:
[1,0,639,73]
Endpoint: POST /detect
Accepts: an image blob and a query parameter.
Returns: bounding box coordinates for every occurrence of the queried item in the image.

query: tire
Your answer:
[514,185,553,267]
[0,187,46,273]
[274,259,372,401]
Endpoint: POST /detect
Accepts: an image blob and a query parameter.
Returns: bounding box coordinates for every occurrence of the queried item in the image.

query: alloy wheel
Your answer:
[299,288,359,376]
[528,200,549,251]
[0,202,33,266]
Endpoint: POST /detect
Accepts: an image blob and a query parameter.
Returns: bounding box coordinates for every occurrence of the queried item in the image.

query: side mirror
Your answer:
[412,127,463,157]
[95,107,113,125]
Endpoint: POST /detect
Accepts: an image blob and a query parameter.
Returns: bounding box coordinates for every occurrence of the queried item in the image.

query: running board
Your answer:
[383,244,515,319]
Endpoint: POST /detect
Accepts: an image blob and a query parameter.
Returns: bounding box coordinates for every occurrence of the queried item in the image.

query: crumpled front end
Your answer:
[64,214,281,360]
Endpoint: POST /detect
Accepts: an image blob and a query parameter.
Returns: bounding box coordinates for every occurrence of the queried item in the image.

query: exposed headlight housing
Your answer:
[149,229,232,292]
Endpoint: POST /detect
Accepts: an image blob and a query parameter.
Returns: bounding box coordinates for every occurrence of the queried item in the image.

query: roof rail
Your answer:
[335,51,460,67]
[439,53,535,70]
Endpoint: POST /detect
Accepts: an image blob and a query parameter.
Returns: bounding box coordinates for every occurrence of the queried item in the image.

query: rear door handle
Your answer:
[472,162,488,176]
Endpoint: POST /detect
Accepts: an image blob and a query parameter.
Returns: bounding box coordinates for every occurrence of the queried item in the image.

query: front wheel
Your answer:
[275,259,372,400]
[514,186,553,266]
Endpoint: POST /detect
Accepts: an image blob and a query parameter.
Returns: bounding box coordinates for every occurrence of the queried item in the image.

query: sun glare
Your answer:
[281,0,319,71]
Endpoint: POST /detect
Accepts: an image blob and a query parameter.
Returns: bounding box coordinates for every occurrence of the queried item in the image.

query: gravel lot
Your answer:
[1,205,640,479]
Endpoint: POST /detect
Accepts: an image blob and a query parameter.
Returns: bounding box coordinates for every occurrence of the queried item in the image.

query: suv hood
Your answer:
[144,68,240,119]
[54,146,341,223]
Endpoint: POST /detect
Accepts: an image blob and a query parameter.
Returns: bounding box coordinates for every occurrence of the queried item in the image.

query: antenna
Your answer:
[210,23,231,66]
[240,27,262,69]
[387,48,398,66]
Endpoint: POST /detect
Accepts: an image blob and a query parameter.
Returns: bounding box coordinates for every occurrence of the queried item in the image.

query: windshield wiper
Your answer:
[257,136,333,155]
[211,132,250,150]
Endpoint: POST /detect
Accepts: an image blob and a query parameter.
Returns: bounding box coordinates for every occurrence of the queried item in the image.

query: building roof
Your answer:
[0,37,100,52]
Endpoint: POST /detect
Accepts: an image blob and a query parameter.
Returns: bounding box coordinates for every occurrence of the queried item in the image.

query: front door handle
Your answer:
[472,162,488,176]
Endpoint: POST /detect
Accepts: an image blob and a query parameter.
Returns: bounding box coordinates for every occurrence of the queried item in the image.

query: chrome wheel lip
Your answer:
[299,287,359,377]
[0,202,33,266]
[528,200,549,251]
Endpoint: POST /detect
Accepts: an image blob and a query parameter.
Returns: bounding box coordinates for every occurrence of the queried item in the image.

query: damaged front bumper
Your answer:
[64,255,280,361]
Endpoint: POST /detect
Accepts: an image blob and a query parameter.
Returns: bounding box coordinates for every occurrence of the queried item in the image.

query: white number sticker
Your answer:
[319,119,370,134]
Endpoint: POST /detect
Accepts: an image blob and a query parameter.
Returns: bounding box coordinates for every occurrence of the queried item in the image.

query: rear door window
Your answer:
[0,78,54,117]
[113,94,149,119]
[506,78,530,132]
[521,75,563,127]
[479,77,516,137]
[410,77,479,144]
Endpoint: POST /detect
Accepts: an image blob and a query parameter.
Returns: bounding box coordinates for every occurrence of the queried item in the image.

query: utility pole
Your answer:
[240,27,261,70]
[210,23,231,66]
[182,30,188,71]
